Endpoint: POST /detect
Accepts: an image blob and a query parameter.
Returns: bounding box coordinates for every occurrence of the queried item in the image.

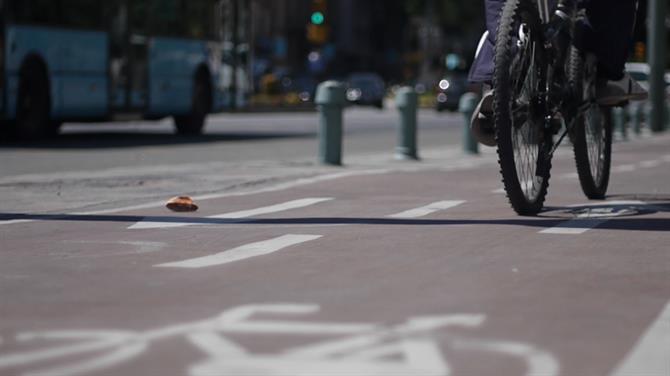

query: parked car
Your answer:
[435,73,469,112]
[346,73,385,108]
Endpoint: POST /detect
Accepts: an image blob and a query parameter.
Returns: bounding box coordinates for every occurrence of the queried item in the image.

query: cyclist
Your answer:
[469,0,648,146]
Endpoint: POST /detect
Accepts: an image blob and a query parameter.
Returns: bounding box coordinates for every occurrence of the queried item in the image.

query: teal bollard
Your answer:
[627,103,642,136]
[459,92,480,154]
[612,106,627,141]
[395,87,419,160]
[315,81,347,165]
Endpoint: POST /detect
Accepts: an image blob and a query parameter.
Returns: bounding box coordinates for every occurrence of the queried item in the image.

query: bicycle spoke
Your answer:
[508,24,543,201]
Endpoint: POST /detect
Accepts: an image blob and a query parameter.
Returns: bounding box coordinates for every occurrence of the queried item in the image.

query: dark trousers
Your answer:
[469,0,638,83]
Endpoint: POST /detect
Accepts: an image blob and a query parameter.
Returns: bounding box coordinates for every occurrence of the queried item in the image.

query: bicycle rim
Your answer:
[569,50,612,199]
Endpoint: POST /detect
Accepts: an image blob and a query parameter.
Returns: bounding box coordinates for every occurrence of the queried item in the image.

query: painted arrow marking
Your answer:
[129,198,334,230]
[154,234,322,268]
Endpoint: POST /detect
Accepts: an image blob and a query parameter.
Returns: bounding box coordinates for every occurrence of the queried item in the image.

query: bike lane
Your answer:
[1,140,669,376]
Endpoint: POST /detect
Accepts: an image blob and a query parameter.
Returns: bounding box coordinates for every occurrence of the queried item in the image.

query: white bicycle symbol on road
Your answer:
[0,303,560,376]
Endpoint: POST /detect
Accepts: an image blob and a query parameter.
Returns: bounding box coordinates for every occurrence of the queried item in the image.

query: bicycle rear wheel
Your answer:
[493,0,553,215]
[569,50,613,199]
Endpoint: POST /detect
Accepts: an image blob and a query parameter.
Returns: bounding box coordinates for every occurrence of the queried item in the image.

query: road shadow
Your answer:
[2,201,669,232]
[0,131,314,150]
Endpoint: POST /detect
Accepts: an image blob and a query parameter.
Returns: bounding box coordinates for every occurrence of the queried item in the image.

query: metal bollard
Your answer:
[459,92,480,154]
[395,87,419,160]
[612,106,627,141]
[315,81,347,165]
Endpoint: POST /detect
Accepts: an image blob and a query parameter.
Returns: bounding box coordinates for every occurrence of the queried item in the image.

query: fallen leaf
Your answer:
[166,196,199,212]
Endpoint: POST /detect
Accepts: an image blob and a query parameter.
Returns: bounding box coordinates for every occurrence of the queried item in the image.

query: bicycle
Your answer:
[493,0,614,215]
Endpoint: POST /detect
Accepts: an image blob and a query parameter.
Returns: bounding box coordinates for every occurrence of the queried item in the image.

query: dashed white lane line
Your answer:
[638,160,662,169]
[559,172,579,180]
[387,200,466,219]
[129,198,333,230]
[540,201,645,235]
[154,234,322,268]
[611,301,670,376]
[492,180,537,194]
[539,219,608,235]
[611,164,637,173]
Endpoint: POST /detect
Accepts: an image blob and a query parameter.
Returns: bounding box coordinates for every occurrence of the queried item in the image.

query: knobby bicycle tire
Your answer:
[493,0,553,215]
[569,48,613,199]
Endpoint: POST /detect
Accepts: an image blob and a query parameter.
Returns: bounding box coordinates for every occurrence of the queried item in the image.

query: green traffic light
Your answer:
[311,11,325,25]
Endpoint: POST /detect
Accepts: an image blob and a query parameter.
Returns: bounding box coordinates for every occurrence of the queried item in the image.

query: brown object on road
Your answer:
[166,196,199,212]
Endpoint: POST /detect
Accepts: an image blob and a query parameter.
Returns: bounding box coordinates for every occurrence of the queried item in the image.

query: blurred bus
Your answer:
[1,0,232,138]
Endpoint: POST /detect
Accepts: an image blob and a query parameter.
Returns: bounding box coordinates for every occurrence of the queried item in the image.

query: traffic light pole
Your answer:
[647,0,667,132]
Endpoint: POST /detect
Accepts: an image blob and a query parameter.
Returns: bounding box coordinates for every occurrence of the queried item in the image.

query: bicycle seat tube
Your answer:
[543,0,578,109]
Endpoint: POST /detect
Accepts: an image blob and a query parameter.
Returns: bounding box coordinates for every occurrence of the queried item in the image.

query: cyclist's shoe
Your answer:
[597,72,648,106]
[470,89,496,147]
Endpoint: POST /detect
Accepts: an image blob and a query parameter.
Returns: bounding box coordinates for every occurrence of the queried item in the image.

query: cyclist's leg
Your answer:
[586,0,647,103]
[586,0,637,80]
[468,0,505,146]
[468,0,564,146]
[468,0,505,84]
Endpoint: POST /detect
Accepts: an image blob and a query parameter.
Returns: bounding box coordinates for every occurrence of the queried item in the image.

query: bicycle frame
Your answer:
[536,0,588,154]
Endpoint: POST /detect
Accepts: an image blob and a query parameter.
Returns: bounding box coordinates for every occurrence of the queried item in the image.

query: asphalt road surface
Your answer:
[1,110,669,376]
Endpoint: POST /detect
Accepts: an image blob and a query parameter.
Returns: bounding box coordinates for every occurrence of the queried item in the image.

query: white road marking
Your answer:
[559,172,579,180]
[350,339,449,372]
[453,338,560,376]
[287,315,485,359]
[639,160,661,169]
[539,219,609,235]
[0,331,137,369]
[387,200,465,219]
[211,304,378,336]
[129,198,333,230]
[492,180,535,194]
[540,201,645,235]
[61,241,166,258]
[187,333,248,357]
[0,219,33,226]
[0,304,560,376]
[611,164,636,173]
[154,234,322,268]
[610,301,670,376]
[24,341,147,376]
